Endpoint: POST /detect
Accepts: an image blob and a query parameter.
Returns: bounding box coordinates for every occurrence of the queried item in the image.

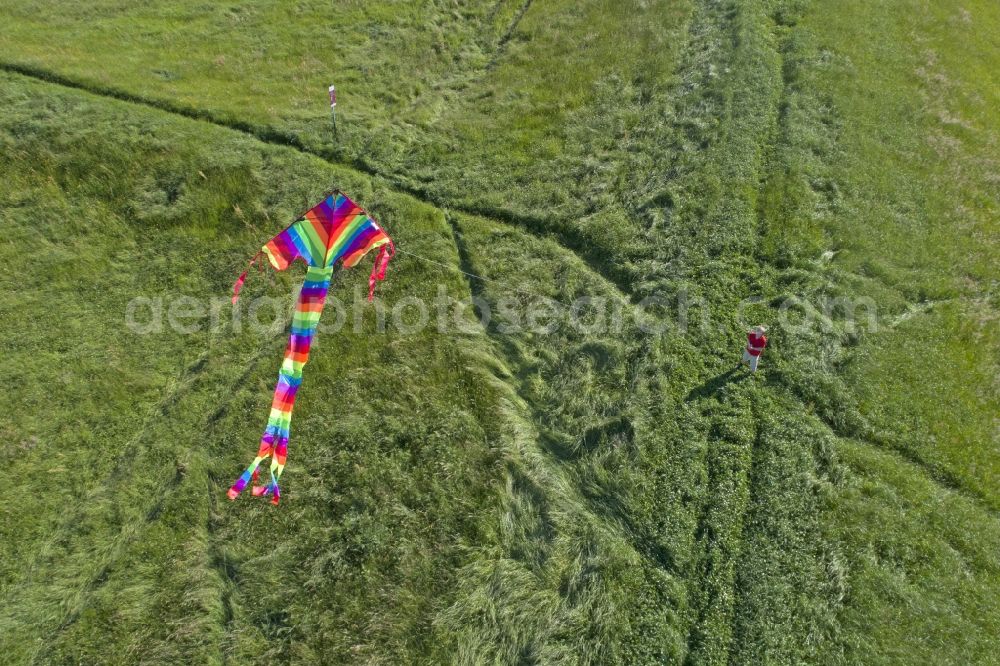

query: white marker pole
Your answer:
[328,84,337,122]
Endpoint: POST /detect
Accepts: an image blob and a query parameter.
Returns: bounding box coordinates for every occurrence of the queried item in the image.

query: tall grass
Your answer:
[0,0,997,663]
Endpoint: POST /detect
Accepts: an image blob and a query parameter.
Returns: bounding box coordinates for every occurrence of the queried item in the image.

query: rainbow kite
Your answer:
[228,190,394,504]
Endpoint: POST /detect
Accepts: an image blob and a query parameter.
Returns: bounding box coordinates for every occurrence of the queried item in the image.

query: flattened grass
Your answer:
[0,0,998,663]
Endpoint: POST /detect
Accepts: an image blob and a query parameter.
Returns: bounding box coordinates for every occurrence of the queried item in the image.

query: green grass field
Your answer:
[1,0,997,663]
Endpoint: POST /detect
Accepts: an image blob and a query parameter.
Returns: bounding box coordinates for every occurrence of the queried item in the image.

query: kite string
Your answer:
[392,248,556,302]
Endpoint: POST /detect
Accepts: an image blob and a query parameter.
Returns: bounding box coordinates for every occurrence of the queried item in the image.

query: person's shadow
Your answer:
[684,366,749,402]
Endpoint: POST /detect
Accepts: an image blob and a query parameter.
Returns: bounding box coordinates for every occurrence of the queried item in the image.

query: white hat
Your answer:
[754,325,767,333]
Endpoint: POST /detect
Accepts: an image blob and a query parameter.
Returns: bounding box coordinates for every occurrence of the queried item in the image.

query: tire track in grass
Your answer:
[489,0,534,66]
[766,300,999,512]
[206,472,237,666]
[724,388,848,665]
[441,0,792,657]
[723,398,771,664]
[794,384,1000,517]
[0,62,636,299]
[700,3,846,660]
[668,0,789,658]
[446,210,695,659]
[687,5,797,662]
[682,389,758,665]
[450,211,673,573]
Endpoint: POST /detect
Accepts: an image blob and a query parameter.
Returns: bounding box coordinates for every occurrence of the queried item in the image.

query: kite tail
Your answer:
[367,240,395,301]
[249,438,287,505]
[227,436,274,499]
[232,251,264,304]
[228,266,333,504]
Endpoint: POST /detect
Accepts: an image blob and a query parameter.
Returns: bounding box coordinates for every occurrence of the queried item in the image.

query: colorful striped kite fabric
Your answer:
[262,192,392,272]
[228,191,394,504]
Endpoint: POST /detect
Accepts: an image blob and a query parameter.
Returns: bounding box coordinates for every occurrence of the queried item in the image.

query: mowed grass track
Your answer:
[1,0,998,664]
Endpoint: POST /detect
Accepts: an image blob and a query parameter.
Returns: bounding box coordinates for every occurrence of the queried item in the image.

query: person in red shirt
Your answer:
[742,325,768,372]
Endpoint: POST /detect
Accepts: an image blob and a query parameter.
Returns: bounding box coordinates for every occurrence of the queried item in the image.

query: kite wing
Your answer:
[232,191,394,302]
[261,214,322,270]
